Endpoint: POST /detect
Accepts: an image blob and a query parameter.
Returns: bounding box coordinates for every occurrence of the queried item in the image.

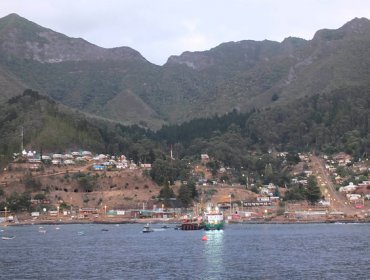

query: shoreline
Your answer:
[3,217,370,227]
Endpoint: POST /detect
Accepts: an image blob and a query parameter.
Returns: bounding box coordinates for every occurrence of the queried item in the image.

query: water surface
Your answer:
[1,223,369,279]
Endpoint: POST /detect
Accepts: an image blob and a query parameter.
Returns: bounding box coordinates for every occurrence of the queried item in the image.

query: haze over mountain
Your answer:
[0,13,370,129]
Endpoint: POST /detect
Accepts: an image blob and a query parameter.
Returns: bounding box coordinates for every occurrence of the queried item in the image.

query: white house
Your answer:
[339,182,358,193]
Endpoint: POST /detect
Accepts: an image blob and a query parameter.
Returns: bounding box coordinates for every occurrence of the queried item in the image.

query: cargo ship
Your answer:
[203,206,225,230]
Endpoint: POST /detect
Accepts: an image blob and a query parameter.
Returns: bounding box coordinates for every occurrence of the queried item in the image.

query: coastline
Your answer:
[3,216,370,227]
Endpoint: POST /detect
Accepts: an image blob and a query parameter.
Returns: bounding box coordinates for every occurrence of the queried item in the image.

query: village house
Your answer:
[339,182,358,193]
[333,152,352,166]
[140,163,152,169]
[201,153,210,163]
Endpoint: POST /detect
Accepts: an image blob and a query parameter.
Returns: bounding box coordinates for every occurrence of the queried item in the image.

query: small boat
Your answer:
[39,230,47,234]
[161,225,170,229]
[77,231,85,236]
[2,235,15,240]
[101,228,109,231]
[174,225,182,230]
[142,223,154,233]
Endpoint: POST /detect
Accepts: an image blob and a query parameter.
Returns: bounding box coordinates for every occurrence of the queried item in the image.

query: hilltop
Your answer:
[0,14,370,128]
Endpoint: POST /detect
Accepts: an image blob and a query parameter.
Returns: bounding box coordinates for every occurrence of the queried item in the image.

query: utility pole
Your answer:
[170,145,174,161]
[20,126,24,152]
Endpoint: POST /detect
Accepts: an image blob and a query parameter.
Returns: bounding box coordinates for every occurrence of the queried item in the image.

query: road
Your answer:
[309,155,359,216]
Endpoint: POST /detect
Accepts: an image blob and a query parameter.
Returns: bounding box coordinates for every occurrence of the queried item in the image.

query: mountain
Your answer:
[164,17,370,120]
[0,13,145,63]
[0,14,164,128]
[0,14,370,128]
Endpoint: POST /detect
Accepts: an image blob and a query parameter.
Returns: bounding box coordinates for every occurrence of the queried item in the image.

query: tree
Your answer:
[74,172,96,192]
[284,184,305,201]
[306,176,321,204]
[23,173,42,191]
[264,163,273,181]
[6,192,31,212]
[178,180,199,208]
[188,180,198,199]
[148,148,156,164]
[34,193,46,200]
[159,182,175,207]
[178,185,192,208]
[150,159,190,185]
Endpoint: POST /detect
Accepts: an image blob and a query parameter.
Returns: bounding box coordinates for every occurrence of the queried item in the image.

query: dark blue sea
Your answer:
[1,223,370,279]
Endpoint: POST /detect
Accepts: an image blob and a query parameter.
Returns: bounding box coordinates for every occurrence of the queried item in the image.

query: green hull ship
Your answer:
[203,207,225,230]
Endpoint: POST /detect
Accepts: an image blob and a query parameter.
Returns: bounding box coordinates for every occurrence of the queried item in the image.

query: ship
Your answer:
[203,205,225,230]
[180,216,204,230]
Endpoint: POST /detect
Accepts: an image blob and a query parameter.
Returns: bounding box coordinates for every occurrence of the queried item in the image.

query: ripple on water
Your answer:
[1,223,370,279]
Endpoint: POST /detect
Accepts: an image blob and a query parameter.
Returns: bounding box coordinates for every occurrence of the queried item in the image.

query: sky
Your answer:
[1,0,370,65]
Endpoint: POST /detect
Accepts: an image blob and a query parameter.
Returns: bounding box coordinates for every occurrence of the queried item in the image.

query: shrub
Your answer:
[34,193,46,200]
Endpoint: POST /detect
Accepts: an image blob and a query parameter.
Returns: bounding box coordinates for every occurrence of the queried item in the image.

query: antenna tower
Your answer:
[21,126,24,152]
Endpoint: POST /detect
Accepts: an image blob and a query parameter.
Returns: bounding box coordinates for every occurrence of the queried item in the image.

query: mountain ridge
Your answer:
[0,14,370,128]
[0,13,147,63]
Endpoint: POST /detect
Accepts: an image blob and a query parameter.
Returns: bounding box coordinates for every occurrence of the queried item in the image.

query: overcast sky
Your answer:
[1,0,370,65]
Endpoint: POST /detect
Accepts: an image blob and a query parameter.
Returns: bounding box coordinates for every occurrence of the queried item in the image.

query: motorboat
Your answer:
[142,223,154,233]
[2,235,15,240]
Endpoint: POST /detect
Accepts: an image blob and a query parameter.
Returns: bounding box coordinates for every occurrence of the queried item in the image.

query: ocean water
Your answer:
[1,223,370,279]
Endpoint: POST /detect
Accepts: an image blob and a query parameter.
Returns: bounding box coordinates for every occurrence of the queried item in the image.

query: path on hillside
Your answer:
[310,155,358,216]
[0,164,92,184]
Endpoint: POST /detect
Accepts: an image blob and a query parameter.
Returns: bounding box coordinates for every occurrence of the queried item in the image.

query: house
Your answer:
[82,151,92,157]
[79,208,98,218]
[339,182,358,193]
[333,152,352,166]
[120,155,127,161]
[41,155,51,161]
[140,163,152,169]
[52,159,62,165]
[75,157,87,163]
[64,159,75,165]
[52,154,63,159]
[64,154,74,159]
[346,194,361,201]
[29,163,42,170]
[201,154,210,163]
[98,154,108,160]
[129,163,137,169]
[92,164,105,171]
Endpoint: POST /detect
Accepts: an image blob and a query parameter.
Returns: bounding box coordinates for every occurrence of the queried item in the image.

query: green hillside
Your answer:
[1,14,370,128]
[0,89,105,156]
[155,85,370,162]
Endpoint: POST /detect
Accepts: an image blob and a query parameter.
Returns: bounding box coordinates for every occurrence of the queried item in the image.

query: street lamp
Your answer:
[229,194,232,214]
[104,205,107,217]
[57,206,60,219]
[4,206,7,218]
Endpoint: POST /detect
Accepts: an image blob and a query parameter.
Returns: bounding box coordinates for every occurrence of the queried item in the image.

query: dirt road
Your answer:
[309,155,359,216]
